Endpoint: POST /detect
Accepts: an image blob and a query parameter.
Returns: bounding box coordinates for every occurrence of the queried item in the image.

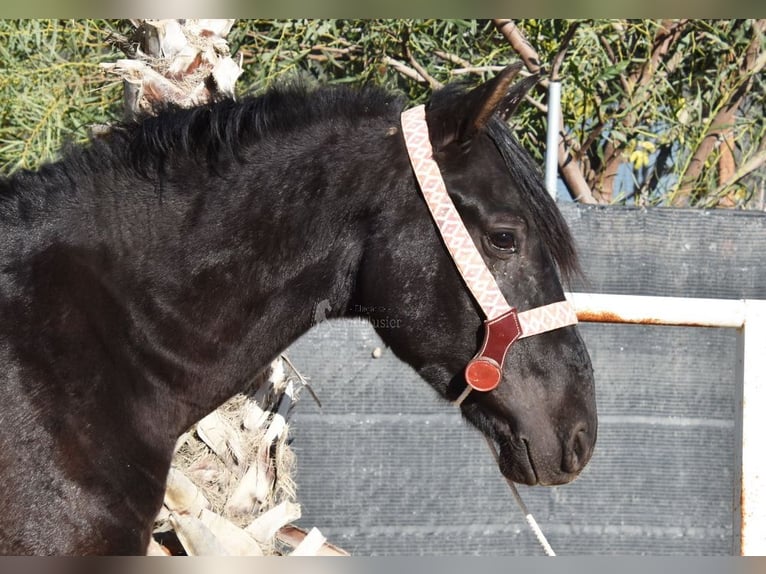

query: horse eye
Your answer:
[488,230,518,253]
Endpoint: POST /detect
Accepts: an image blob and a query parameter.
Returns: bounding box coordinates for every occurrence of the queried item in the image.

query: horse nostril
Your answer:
[563,423,591,474]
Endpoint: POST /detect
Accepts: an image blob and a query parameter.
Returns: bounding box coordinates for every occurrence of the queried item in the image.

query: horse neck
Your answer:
[63,116,406,437]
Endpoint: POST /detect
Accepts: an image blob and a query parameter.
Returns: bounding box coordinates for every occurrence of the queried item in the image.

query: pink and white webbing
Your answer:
[400,104,577,394]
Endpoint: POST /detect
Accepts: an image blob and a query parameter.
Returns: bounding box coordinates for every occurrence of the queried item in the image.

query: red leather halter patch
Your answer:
[465,308,521,391]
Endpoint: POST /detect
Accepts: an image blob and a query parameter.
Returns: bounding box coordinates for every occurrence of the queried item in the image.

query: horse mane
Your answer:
[122,81,406,169]
[3,78,578,283]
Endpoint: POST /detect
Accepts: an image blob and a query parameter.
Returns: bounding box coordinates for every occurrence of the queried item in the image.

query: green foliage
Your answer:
[227,20,545,173]
[0,19,127,174]
[517,19,765,207]
[1,19,764,209]
[228,19,509,100]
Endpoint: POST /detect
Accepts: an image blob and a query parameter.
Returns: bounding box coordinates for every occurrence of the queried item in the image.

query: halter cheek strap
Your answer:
[400,104,578,395]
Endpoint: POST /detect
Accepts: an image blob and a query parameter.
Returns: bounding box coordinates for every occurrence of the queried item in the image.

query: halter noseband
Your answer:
[400,105,578,396]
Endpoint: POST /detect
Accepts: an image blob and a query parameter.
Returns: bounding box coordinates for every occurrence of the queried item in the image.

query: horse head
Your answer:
[355,66,597,486]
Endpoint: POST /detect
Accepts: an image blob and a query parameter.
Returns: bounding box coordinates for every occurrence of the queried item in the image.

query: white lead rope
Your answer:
[452,394,556,556]
[402,103,561,555]
[481,434,556,556]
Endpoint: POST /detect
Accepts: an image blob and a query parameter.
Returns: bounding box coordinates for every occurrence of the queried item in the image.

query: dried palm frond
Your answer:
[101,19,243,119]
[152,355,331,556]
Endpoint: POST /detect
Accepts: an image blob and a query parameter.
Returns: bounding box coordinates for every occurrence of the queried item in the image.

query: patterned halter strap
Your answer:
[400,104,578,395]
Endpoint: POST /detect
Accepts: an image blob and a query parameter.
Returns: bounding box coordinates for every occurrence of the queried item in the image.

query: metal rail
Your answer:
[565,292,766,556]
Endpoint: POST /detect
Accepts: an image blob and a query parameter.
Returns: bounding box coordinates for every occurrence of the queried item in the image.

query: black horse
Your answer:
[0,66,596,554]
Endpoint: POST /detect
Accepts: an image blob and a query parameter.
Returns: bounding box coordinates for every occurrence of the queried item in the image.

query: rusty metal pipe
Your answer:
[565,291,766,556]
[565,292,747,329]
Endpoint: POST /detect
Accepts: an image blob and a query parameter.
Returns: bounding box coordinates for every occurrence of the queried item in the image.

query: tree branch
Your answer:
[578,121,606,160]
[597,19,689,203]
[450,65,507,76]
[493,19,543,73]
[672,19,766,206]
[599,35,631,95]
[641,143,674,202]
[550,21,581,81]
[402,28,442,90]
[712,145,766,198]
[492,19,597,204]
[634,19,689,90]
[434,50,471,67]
[381,56,428,83]
[524,94,548,115]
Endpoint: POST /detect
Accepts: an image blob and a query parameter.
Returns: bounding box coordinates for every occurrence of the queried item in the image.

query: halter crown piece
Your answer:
[400,105,578,395]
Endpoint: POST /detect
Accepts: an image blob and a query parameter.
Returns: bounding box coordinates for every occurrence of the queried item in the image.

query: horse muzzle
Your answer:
[497,414,596,486]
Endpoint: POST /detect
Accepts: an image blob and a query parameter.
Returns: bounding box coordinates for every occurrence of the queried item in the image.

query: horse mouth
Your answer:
[459,403,541,485]
[461,395,588,486]
[496,436,539,486]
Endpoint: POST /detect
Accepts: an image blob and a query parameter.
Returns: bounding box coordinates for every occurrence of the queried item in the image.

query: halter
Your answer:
[400,105,578,399]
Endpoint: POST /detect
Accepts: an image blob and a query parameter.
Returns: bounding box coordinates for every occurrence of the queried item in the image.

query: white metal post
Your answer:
[545,81,561,201]
[565,292,766,555]
[740,299,766,555]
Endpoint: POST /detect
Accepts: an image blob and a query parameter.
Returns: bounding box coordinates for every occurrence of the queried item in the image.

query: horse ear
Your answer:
[496,71,541,121]
[427,63,538,151]
[464,62,525,135]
